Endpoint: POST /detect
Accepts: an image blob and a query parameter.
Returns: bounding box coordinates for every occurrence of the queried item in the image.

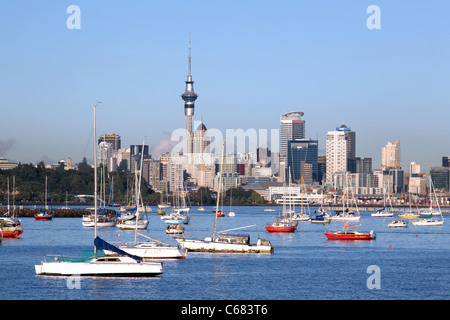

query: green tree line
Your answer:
[0,161,266,206]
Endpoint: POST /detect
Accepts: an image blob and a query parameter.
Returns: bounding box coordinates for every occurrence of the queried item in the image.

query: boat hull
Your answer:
[176,238,273,253]
[265,225,296,232]
[34,215,53,221]
[325,230,375,240]
[106,245,187,260]
[35,255,163,277]
[412,219,444,226]
[1,230,23,238]
[398,214,420,219]
[116,220,149,230]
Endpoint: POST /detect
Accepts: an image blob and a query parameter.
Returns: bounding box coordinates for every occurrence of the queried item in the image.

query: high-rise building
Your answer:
[280,112,305,163]
[382,140,400,168]
[98,133,121,151]
[442,156,450,167]
[287,139,318,183]
[181,35,198,154]
[325,124,356,184]
[193,122,210,154]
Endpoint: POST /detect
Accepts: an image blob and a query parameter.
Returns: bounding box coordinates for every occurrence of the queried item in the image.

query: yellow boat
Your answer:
[398,212,420,219]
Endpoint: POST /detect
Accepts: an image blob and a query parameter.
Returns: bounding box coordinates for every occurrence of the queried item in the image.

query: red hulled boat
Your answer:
[34,210,53,221]
[265,220,297,232]
[325,222,375,240]
[0,221,23,238]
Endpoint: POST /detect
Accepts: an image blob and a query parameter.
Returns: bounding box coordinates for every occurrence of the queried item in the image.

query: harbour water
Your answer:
[1,206,450,302]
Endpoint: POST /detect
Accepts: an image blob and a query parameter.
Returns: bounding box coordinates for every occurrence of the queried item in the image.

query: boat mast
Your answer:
[213,140,225,241]
[94,104,98,253]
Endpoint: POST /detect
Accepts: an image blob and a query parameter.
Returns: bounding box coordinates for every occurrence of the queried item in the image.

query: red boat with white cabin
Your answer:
[0,220,23,238]
[265,220,297,232]
[34,210,53,221]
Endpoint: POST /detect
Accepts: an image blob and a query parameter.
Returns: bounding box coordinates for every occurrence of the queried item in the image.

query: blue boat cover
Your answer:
[94,236,143,262]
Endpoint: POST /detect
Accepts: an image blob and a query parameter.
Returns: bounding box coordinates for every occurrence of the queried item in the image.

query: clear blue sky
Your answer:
[1,0,449,169]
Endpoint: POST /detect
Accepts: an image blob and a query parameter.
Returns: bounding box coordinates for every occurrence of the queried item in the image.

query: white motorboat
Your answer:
[388,220,408,228]
[166,224,184,235]
[82,214,116,227]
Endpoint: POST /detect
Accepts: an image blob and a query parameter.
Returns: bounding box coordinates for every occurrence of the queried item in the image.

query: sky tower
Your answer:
[181,33,198,154]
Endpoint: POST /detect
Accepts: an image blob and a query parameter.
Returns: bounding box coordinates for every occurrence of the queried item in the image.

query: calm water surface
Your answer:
[1,206,449,300]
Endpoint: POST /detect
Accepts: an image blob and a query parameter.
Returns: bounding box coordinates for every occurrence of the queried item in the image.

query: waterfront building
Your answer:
[382,140,401,168]
[0,155,17,170]
[287,139,318,184]
[325,124,356,184]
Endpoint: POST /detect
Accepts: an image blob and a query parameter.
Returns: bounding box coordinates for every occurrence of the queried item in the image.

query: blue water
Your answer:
[1,206,450,300]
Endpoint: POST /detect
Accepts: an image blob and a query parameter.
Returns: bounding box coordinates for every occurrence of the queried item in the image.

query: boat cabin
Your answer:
[217,233,250,245]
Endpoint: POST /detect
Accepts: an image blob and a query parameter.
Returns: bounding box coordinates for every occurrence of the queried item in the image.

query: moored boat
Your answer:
[166,224,184,234]
[34,210,53,221]
[176,141,273,254]
[325,229,376,240]
[105,234,187,260]
[35,105,163,277]
[388,220,408,228]
[265,220,297,232]
[0,220,23,238]
[398,212,420,219]
[325,222,375,240]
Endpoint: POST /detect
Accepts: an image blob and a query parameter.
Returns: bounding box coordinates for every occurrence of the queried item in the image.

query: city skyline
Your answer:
[1,1,450,169]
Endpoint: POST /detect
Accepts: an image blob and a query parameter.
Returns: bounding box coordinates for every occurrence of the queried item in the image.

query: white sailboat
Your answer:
[105,233,187,260]
[290,176,310,221]
[198,190,205,211]
[176,141,273,253]
[35,104,162,277]
[227,188,235,217]
[413,177,444,226]
[331,173,361,221]
[116,143,149,230]
[371,186,393,217]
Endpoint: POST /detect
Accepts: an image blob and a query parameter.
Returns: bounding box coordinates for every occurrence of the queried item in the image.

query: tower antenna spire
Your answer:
[188,32,191,76]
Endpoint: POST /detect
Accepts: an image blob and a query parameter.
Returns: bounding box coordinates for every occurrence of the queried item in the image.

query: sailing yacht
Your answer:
[104,233,187,260]
[413,178,444,226]
[116,149,149,230]
[198,190,205,211]
[371,187,393,217]
[34,177,53,221]
[35,105,162,277]
[290,177,310,221]
[176,141,273,253]
[331,174,361,221]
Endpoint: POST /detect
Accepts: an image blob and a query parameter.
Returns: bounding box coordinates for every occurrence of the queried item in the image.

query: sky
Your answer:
[1,0,449,169]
